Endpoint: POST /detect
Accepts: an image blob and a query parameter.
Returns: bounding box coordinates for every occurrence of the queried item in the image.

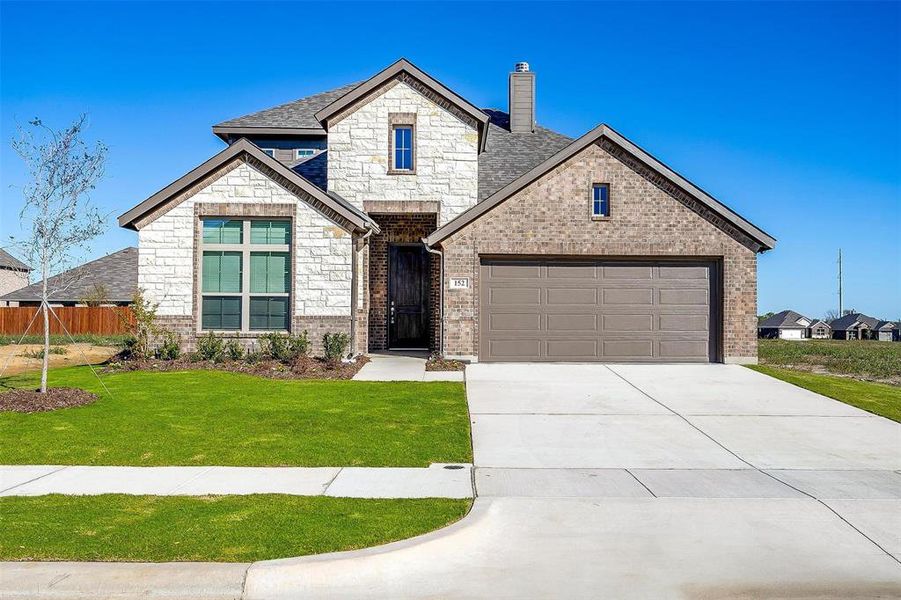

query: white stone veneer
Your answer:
[327,81,479,225]
[138,161,352,318]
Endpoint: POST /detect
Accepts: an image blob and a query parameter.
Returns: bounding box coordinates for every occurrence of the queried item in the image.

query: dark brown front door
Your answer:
[389,244,430,349]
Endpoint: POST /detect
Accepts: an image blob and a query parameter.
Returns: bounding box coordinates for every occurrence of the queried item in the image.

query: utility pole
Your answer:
[838,248,843,316]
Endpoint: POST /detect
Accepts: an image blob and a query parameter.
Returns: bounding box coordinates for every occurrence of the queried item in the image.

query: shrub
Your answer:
[322,332,350,364]
[245,349,262,364]
[126,290,159,360]
[224,339,245,361]
[259,331,311,363]
[156,331,181,361]
[196,332,224,362]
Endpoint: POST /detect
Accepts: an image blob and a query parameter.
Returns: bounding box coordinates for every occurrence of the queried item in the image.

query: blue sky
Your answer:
[1,1,898,318]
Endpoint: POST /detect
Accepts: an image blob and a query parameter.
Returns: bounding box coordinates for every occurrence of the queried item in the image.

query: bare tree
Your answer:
[824,309,840,321]
[11,115,107,392]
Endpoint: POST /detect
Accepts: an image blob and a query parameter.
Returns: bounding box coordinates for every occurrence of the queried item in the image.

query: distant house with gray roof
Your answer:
[0,249,32,306]
[0,247,137,307]
[829,313,897,342]
[758,310,815,340]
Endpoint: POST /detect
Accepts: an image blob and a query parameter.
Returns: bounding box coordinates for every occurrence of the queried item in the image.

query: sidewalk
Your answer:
[353,352,465,381]
[0,464,473,499]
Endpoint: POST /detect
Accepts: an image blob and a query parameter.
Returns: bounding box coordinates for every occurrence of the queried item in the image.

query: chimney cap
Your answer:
[514,61,530,73]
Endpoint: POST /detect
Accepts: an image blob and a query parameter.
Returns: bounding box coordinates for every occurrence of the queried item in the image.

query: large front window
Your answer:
[200,218,291,332]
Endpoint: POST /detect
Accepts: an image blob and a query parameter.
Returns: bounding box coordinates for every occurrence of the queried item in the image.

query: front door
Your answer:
[388,244,430,349]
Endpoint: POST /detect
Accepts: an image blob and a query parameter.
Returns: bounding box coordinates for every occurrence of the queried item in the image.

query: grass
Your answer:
[758,339,901,383]
[0,334,127,347]
[749,365,901,422]
[0,494,471,562]
[0,367,471,466]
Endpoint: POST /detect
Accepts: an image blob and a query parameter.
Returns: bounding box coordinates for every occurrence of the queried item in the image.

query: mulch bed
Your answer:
[105,354,370,381]
[0,387,98,413]
[425,357,467,372]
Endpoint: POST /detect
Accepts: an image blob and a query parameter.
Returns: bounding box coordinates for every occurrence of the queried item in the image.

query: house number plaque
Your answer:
[450,277,470,289]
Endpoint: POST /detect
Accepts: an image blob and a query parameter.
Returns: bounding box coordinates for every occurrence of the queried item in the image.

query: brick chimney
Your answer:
[509,62,535,133]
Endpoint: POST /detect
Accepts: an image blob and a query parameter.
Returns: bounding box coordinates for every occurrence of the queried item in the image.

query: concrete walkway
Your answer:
[0,464,473,499]
[353,352,465,381]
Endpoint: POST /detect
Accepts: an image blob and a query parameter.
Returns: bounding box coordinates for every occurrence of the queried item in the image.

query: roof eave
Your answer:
[211,125,326,141]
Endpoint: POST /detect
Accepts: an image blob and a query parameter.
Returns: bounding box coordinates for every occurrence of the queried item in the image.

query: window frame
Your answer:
[261,148,277,158]
[295,148,316,160]
[387,114,417,175]
[591,183,611,219]
[198,218,292,334]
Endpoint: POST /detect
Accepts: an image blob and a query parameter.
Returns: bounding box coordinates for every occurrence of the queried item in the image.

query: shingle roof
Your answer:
[828,312,896,331]
[0,249,31,272]
[479,110,574,200]
[758,310,812,329]
[214,83,361,131]
[0,247,137,303]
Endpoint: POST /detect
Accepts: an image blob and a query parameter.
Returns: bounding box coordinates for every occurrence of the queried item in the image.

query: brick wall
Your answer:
[367,214,440,352]
[439,141,759,363]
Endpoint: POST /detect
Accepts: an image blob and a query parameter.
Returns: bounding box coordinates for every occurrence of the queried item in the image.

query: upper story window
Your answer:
[295,149,315,159]
[592,183,610,218]
[392,125,414,171]
[261,148,276,158]
[200,218,291,333]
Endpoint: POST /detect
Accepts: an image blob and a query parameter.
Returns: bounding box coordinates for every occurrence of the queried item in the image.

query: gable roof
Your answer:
[808,319,831,329]
[0,247,137,303]
[829,312,896,331]
[0,249,31,272]
[758,310,811,329]
[313,59,491,153]
[424,124,777,251]
[212,83,360,139]
[118,138,378,233]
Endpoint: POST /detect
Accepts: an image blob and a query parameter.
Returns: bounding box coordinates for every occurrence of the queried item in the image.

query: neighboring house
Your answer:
[758,310,813,340]
[807,319,832,339]
[0,249,32,306]
[118,59,776,363]
[829,313,897,342]
[0,247,138,307]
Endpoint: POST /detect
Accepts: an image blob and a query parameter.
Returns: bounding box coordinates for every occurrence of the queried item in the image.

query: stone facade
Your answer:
[327,79,479,226]
[138,159,356,351]
[0,268,29,304]
[366,214,440,352]
[438,141,758,363]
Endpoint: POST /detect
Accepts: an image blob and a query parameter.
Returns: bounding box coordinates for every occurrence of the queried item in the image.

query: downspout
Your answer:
[423,239,444,357]
[350,226,375,357]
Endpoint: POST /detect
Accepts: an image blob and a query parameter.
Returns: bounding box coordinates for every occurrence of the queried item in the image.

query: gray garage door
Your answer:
[479,259,716,362]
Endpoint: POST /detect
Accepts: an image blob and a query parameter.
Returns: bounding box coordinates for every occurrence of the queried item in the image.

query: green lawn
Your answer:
[758,339,901,382]
[0,367,471,466]
[0,495,470,562]
[748,365,901,422]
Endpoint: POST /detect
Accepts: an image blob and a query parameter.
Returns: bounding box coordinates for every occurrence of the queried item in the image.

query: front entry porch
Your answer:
[367,213,440,353]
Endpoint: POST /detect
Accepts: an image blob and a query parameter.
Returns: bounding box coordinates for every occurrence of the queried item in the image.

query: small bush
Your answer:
[259,331,311,363]
[224,339,245,361]
[322,332,350,364]
[22,346,68,359]
[156,331,181,361]
[245,349,262,364]
[196,332,224,362]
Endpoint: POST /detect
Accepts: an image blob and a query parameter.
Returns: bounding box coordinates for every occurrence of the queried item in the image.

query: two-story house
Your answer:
[118,59,775,363]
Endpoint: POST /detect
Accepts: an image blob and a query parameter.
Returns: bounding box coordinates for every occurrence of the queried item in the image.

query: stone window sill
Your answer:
[590,216,611,221]
[387,169,416,176]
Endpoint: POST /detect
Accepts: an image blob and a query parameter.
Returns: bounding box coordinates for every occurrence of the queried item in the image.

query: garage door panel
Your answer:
[480,259,715,363]
[489,287,541,305]
[489,312,541,332]
[659,314,709,332]
[547,313,598,332]
[603,266,653,279]
[603,288,654,305]
[547,288,597,305]
[546,339,599,358]
[658,288,709,306]
[603,314,654,332]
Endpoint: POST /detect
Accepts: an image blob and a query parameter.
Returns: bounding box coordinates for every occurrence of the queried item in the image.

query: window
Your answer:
[592,184,610,218]
[392,125,413,171]
[295,149,315,159]
[261,149,276,158]
[200,218,291,332]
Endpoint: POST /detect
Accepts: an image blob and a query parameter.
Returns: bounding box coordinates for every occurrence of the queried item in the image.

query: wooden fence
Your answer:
[0,306,134,336]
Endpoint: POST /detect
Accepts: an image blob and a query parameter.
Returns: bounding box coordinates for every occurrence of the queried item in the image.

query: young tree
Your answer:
[11,115,107,392]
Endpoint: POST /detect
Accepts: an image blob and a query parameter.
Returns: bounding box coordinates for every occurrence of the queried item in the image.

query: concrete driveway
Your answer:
[245,363,901,599]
